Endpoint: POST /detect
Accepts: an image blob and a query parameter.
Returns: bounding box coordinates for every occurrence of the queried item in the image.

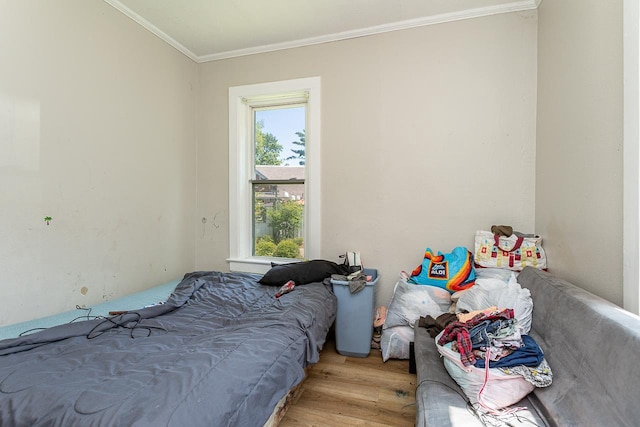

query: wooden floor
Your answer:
[279,334,416,426]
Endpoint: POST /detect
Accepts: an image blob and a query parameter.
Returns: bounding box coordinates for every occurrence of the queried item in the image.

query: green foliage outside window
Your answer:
[255,239,277,256]
[274,239,301,258]
[255,120,282,166]
[254,200,266,223]
[255,236,302,259]
[285,130,305,166]
[267,200,303,243]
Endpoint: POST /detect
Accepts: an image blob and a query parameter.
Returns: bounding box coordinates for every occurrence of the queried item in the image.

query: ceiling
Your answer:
[104,0,540,63]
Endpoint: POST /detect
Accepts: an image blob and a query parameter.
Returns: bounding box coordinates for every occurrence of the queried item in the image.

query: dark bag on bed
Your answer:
[259,259,347,286]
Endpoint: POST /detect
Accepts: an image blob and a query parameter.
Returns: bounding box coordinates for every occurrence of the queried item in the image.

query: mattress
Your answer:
[0,279,180,341]
[0,271,337,427]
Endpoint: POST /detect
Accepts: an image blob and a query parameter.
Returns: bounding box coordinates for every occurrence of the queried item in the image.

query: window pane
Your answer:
[253,105,306,259]
[254,106,306,169]
[253,182,305,259]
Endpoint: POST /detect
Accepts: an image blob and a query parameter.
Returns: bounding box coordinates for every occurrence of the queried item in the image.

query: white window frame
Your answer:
[228,77,321,273]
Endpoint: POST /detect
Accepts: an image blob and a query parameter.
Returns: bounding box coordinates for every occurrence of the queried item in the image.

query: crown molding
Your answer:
[104,0,199,62]
[198,0,539,62]
[104,0,539,64]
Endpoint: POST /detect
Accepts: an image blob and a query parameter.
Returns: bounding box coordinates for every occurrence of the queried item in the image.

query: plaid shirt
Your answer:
[437,308,515,366]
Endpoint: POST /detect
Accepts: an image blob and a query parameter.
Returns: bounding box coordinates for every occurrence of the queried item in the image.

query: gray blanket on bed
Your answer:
[0,271,337,427]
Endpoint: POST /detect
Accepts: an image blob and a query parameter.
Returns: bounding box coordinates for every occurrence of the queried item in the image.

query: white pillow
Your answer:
[456,273,533,334]
[475,267,518,282]
[380,325,414,361]
[384,278,452,329]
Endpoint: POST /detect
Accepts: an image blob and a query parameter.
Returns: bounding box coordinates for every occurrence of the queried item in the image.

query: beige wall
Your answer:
[1,2,629,324]
[0,1,198,326]
[536,1,623,304]
[197,11,538,306]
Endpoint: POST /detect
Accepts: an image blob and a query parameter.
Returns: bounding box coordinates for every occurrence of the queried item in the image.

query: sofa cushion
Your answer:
[414,267,640,426]
[413,326,547,426]
[518,267,640,427]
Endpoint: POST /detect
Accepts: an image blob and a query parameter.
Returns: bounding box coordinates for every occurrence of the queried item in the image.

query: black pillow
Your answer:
[258,259,347,286]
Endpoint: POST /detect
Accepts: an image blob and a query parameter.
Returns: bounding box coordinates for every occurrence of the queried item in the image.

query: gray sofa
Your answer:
[414,267,640,426]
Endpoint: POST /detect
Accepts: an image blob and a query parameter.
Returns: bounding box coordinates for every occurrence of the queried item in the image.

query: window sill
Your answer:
[227,257,301,274]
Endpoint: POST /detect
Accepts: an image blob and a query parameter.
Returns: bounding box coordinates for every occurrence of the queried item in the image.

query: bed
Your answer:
[0,270,337,426]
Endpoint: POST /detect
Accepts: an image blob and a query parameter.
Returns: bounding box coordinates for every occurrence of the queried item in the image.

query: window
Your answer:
[253,106,306,258]
[228,77,321,273]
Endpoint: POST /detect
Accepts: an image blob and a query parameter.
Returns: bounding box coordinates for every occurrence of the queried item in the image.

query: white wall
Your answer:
[623,0,639,314]
[536,0,624,305]
[196,11,538,306]
[0,0,198,326]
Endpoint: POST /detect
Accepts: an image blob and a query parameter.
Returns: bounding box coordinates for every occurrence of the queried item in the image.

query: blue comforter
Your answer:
[0,271,337,426]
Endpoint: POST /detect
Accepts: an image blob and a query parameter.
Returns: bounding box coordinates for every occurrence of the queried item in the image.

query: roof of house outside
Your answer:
[254,166,305,201]
[255,165,305,181]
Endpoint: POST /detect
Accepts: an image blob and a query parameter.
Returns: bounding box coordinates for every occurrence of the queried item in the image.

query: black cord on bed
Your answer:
[18,306,104,337]
[86,312,167,339]
[67,305,102,324]
[17,307,166,339]
[18,327,48,336]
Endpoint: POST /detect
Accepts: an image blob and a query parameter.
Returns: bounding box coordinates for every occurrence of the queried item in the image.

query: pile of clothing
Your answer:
[434,308,552,388]
[422,305,552,413]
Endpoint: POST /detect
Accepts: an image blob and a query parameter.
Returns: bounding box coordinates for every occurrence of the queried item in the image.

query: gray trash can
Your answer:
[331,268,379,357]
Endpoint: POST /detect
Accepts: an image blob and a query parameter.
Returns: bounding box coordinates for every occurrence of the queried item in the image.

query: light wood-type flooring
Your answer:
[279,333,416,426]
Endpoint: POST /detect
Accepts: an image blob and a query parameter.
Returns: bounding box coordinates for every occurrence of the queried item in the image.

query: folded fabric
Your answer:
[474,334,544,368]
[491,225,513,237]
[456,306,498,323]
[331,271,367,294]
[499,357,553,387]
[437,308,515,366]
[473,346,515,362]
[417,313,457,338]
[468,317,518,349]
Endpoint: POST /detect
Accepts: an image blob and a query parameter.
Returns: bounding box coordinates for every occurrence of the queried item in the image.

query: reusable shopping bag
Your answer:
[474,230,547,271]
[408,247,475,293]
[436,331,535,411]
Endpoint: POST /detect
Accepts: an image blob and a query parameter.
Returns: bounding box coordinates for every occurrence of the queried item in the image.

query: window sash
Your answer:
[228,77,321,273]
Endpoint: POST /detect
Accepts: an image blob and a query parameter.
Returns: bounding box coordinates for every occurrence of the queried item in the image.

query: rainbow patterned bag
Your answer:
[408,247,476,293]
